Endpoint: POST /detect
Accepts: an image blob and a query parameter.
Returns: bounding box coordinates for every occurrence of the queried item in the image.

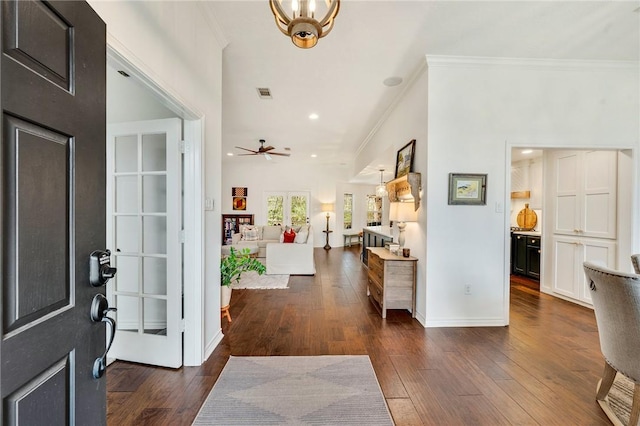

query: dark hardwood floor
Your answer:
[107,246,609,425]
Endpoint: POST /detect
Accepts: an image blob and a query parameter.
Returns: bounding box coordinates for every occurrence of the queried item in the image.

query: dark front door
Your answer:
[1,1,106,424]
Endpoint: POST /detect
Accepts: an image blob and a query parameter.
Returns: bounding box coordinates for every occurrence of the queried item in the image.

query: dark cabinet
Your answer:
[361,227,394,266]
[511,233,541,280]
[222,214,254,245]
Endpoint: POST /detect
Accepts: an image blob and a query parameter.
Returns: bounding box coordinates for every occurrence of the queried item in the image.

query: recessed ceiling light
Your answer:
[309,113,319,120]
[383,76,403,87]
[311,154,317,158]
[521,149,533,154]
[227,152,234,156]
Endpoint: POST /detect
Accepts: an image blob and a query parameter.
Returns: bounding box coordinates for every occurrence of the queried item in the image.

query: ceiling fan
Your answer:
[235,139,290,160]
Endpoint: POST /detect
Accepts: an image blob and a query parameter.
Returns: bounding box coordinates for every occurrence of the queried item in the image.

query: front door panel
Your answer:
[1,1,106,424]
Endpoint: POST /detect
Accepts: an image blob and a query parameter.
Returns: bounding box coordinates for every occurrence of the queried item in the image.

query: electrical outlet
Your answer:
[464,284,472,295]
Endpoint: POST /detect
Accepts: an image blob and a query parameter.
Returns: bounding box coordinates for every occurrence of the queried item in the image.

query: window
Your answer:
[343,193,353,229]
[265,191,309,226]
[366,195,382,226]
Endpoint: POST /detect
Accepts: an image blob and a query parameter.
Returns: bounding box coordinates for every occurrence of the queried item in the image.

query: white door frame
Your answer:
[107,38,205,366]
[503,142,638,325]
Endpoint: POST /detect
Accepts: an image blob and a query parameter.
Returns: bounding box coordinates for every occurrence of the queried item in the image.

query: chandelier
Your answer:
[376,169,388,197]
[269,0,340,49]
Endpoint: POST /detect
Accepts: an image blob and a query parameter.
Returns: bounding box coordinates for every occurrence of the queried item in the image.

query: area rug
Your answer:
[602,373,635,426]
[232,271,289,289]
[192,355,394,425]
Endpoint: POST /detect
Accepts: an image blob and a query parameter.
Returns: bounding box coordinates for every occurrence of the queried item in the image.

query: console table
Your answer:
[366,247,417,318]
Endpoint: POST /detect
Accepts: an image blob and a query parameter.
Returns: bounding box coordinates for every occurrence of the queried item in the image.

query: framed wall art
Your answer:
[448,173,487,205]
[395,139,416,179]
[232,187,247,210]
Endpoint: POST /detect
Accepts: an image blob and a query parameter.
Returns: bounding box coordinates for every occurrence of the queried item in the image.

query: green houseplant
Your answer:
[220,247,266,307]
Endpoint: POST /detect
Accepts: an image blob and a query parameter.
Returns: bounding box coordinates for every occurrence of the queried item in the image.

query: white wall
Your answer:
[353,56,638,327]
[107,65,177,123]
[425,56,639,326]
[352,61,429,323]
[89,1,225,364]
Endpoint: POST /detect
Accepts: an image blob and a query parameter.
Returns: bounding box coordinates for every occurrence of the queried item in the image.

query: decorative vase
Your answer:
[221,285,232,307]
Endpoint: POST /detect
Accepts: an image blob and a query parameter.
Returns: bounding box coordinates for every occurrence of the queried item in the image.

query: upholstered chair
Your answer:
[632,254,640,274]
[583,262,640,426]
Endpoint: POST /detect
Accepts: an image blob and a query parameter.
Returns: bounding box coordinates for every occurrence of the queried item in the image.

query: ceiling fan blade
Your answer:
[235,146,259,154]
[237,153,258,156]
[268,152,291,157]
[260,145,275,152]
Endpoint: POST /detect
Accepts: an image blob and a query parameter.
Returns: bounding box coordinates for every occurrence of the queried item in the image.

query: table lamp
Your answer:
[389,201,417,250]
[321,203,334,250]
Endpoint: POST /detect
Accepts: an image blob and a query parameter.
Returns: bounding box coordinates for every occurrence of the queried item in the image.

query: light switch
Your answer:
[205,198,214,211]
[495,202,503,213]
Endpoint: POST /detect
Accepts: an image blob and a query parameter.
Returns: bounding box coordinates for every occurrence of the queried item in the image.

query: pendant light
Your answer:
[269,0,340,49]
[376,169,387,197]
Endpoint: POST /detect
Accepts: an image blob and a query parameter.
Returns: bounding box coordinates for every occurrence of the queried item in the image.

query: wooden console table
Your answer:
[366,247,417,318]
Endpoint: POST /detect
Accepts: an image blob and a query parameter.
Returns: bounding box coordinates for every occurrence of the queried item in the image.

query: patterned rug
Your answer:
[232,270,289,289]
[605,373,635,425]
[192,356,393,425]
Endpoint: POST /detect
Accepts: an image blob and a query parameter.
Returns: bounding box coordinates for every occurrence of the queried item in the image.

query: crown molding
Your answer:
[425,55,639,72]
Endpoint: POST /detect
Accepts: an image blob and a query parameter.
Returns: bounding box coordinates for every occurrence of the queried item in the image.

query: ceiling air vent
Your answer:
[256,87,272,99]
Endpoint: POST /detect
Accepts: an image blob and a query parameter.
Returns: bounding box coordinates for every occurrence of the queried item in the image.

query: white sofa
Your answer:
[231,225,315,275]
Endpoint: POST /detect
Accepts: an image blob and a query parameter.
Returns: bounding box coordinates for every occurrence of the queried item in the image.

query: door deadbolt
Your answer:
[90,250,117,287]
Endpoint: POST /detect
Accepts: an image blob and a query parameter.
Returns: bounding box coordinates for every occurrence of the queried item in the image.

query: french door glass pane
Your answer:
[116,295,139,332]
[143,298,167,335]
[115,135,137,172]
[116,216,139,253]
[267,195,284,225]
[290,195,307,227]
[115,256,138,293]
[143,216,167,254]
[142,175,166,213]
[143,257,167,295]
[116,176,137,213]
[142,133,166,171]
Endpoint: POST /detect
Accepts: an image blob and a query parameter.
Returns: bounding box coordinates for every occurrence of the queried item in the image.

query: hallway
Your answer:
[107,246,609,425]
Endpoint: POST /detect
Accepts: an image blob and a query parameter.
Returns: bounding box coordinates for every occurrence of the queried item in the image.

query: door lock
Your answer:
[90,294,117,379]
[90,250,117,287]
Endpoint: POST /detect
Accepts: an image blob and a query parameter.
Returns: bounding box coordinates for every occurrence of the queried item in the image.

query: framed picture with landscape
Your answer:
[394,139,416,179]
[448,173,487,205]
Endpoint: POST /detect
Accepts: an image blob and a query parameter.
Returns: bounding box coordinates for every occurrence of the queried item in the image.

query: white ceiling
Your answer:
[208,1,639,183]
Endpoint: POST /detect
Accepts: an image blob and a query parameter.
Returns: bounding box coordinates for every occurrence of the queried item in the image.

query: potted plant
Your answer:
[220,247,266,307]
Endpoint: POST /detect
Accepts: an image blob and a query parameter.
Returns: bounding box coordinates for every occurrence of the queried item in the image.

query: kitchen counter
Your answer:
[512,230,541,236]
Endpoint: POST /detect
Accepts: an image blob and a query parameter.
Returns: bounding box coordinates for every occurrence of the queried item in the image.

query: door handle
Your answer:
[90,294,117,379]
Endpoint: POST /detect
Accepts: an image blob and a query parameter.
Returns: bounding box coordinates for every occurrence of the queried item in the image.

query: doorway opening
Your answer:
[507,146,635,311]
[106,46,204,367]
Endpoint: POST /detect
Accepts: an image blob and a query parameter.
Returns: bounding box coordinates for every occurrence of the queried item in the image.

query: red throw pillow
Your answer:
[283,228,296,243]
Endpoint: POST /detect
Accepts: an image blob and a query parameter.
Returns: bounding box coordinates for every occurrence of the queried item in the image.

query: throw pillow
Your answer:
[243,228,259,241]
[283,228,296,243]
[294,225,309,244]
[240,225,257,241]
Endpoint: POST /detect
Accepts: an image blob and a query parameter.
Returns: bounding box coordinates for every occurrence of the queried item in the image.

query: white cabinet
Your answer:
[552,150,617,239]
[548,150,618,305]
[552,236,616,304]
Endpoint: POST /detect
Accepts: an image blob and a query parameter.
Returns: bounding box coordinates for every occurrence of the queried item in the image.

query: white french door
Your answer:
[106,118,183,368]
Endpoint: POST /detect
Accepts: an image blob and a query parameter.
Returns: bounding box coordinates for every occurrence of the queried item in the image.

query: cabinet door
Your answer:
[552,236,616,304]
[513,235,527,275]
[552,151,581,235]
[526,241,541,279]
[552,236,580,299]
[579,239,616,303]
[582,151,617,239]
